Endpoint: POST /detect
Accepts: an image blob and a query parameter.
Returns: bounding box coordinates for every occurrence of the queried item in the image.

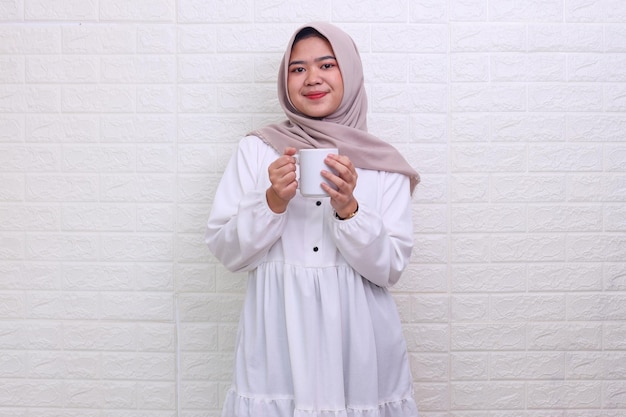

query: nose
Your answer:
[304,68,321,85]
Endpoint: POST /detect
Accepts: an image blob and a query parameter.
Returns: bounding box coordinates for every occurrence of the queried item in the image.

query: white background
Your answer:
[1,0,626,416]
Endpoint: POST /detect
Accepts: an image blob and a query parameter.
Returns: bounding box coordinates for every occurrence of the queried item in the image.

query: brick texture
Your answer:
[1,1,625,416]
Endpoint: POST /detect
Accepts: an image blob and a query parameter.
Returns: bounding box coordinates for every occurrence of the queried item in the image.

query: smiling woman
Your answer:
[205,22,420,417]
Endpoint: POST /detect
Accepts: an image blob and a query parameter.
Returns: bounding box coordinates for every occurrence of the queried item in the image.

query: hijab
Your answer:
[251,22,420,194]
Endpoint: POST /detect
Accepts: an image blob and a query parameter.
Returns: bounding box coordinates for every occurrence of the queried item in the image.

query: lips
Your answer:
[304,91,327,100]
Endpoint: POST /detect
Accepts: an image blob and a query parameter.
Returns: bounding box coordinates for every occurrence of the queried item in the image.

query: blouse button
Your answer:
[316,201,322,206]
[313,247,319,252]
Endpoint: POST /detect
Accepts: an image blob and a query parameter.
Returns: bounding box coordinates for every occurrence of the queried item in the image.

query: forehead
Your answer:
[289,36,335,59]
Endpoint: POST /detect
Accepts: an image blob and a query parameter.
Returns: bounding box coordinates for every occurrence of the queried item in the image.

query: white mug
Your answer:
[296,148,338,197]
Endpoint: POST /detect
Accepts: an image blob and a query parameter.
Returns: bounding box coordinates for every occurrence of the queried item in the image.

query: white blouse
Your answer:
[206,136,418,417]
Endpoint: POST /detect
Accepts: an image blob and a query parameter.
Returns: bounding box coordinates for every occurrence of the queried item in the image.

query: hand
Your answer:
[321,153,358,218]
[266,147,298,213]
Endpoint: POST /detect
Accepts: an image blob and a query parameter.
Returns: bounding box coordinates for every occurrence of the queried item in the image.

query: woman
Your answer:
[206,22,420,417]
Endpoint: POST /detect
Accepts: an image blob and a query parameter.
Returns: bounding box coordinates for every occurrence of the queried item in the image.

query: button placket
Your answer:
[303,198,324,263]
[313,201,322,253]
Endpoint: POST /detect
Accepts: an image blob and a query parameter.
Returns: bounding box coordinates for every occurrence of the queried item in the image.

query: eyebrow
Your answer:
[288,55,337,66]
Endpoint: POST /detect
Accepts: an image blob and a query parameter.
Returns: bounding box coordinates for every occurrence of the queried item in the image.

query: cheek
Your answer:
[286,81,304,112]
[286,79,299,100]
[334,76,344,104]
[333,73,344,94]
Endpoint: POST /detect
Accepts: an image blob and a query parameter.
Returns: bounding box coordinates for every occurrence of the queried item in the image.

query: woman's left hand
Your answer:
[321,153,359,218]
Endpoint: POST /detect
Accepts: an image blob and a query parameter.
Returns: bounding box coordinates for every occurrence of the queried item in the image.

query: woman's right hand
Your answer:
[266,147,298,213]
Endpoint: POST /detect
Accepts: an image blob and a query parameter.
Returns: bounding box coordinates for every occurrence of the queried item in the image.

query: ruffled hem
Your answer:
[221,389,419,417]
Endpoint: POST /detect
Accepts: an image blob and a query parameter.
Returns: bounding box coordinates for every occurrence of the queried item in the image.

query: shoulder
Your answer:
[238,135,279,155]
[231,135,282,170]
[356,168,410,185]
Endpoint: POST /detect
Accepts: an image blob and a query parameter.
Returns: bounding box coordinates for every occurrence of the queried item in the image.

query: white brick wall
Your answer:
[0,0,625,416]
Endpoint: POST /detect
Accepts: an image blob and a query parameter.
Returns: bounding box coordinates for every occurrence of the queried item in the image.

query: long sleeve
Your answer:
[205,137,287,272]
[329,172,414,288]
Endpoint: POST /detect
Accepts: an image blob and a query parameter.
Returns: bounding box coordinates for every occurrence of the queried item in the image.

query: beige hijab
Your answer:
[251,22,420,194]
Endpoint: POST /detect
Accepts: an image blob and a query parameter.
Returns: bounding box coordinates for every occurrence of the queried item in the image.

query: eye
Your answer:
[321,63,335,70]
[290,67,305,73]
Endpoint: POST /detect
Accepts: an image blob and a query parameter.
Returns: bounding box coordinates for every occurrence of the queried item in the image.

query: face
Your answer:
[287,36,344,119]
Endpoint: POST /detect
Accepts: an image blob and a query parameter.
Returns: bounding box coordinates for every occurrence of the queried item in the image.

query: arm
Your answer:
[329,173,414,288]
[205,137,288,272]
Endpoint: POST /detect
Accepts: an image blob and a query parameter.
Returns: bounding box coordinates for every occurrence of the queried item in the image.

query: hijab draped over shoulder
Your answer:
[251,22,420,194]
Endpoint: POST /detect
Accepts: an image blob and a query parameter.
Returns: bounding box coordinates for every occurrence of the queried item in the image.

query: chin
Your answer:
[297,105,337,119]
